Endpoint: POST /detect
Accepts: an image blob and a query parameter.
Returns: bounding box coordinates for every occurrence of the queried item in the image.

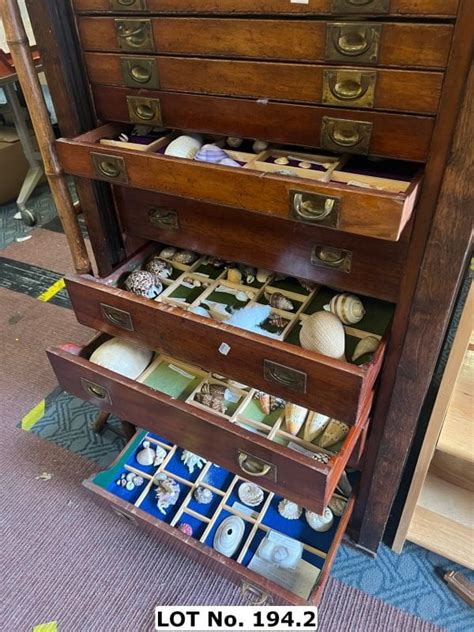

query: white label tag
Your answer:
[168,364,195,380]
[219,342,231,356]
[291,0,310,4]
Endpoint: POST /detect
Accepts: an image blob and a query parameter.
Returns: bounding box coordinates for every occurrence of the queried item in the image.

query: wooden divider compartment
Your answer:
[62,244,392,424]
[72,0,460,19]
[84,430,356,606]
[56,124,423,240]
[76,17,453,71]
[48,335,369,514]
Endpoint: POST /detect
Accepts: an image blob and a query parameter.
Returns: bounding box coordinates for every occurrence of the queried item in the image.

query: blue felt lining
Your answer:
[107,470,148,504]
[187,488,223,519]
[138,480,191,525]
[165,449,206,482]
[202,465,235,491]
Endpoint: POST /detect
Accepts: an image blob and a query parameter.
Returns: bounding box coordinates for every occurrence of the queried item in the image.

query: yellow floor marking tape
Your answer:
[37,278,65,303]
[33,622,57,632]
[21,399,46,431]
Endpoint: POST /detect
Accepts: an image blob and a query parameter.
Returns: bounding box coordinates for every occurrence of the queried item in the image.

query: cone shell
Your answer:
[324,293,365,325]
[258,393,271,415]
[299,311,346,360]
[285,403,308,435]
[352,335,379,362]
[317,420,350,449]
[304,412,331,443]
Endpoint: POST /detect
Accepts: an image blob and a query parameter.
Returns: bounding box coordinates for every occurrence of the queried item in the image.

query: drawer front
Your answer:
[72,0,460,18]
[63,272,385,424]
[48,340,367,513]
[113,187,407,303]
[91,86,434,162]
[85,53,444,115]
[57,124,422,241]
[77,17,453,70]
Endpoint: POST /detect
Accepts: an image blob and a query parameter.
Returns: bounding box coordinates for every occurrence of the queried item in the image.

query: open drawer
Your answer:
[56,124,423,241]
[84,430,356,606]
[49,335,369,515]
[63,244,393,424]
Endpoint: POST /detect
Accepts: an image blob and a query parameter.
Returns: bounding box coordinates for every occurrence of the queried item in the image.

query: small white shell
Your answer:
[126,481,135,491]
[238,482,264,507]
[324,293,366,325]
[126,472,135,482]
[352,335,379,362]
[275,156,289,166]
[256,269,271,283]
[253,140,269,153]
[213,515,245,557]
[153,446,167,466]
[89,338,153,380]
[136,441,155,466]
[278,499,302,520]
[306,508,334,532]
[133,476,144,486]
[165,134,203,159]
[236,291,248,302]
[299,311,346,360]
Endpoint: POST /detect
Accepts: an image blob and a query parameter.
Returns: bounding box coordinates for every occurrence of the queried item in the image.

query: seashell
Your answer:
[126,472,135,482]
[257,269,271,283]
[181,451,207,474]
[126,481,135,491]
[257,392,271,415]
[337,471,352,498]
[253,140,269,153]
[285,403,308,435]
[172,250,198,265]
[352,335,379,362]
[227,268,243,284]
[159,246,177,259]
[146,256,173,280]
[298,161,312,169]
[165,134,203,159]
[194,486,213,505]
[328,496,347,517]
[124,270,163,299]
[265,292,294,311]
[213,515,245,558]
[238,482,264,507]
[299,311,346,361]
[298,278,318,292]
[304,412,331,443]
[195,144,241,168]
[153,446,167,466]
[268,313,290,330]
[136,440,155,467]
[278,499,302,520]
[155,474,180,514]
[200,383,227,400]
[317,419,350,449]
[313,452,331,464]
[275,156,289,166]
[238,264,256,284]
[236,291,247,302]
[194,392,227,414]
[306,508,334,532]
[227,137,243,149]
[324,293,366,325]
[90,338,153,380]
[178,523,193,536]
[133,476,144,486]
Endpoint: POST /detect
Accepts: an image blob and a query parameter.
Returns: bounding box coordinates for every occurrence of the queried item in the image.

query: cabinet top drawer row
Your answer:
[72,0,460,19]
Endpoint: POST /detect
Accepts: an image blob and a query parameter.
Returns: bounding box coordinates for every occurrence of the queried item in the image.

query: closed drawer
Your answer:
[73,0,460,18]
[83,429,355,606]
[85,53,444,115]
[62,244,393,424]
[77,17,453,70]
[48,335,368,514]
[57,124,423,240]
[113,187,408,303]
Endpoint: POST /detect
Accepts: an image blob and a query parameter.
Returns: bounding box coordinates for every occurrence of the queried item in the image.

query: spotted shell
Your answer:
[285,403,308,435]
[213,515,245,557]
[306,508,334,532]
[324,293,366,325]
[265,292,294,312]
[172,249,198,265]
[159,246,177,259]
[299,311,346,360]
[146,256,173,279]
[317,419,350,449]
[278,499,302,520]
[124,270,162,299]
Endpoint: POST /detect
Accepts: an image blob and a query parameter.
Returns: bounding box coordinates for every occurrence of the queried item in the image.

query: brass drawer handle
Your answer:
[264,359,307,394]
[321,117,373,155]
[91,153,128,184]
[332,0,389,13]
[238,451,273,478]
[326,23,381,64]
[127,96,162,125]
[241,581,273,606]
[99,160,121,178]
[110,0,147,9]
[312,245,353,273]
[81,378,111,404]
[116,19,154,52]
[291,191,340,225]
[100,304,134,331]
[121,56,160,89]
[148,207,179,231]
[323,70,376,108]
[333,25,376,57]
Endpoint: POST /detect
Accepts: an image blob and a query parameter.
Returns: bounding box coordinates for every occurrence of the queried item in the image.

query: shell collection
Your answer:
[278,499,303,520]
[285,403,308,435]
[324,293,366,325]
[116,471,145,491]
[256,392,285,415]
[238,482,264,507]
[177,523,193,536]
[145,256,173,280]
[213,515,246,557]
[299,311,346,360]
[306,508,334,533]
[181,451,207,474]
[194,486,213,505]
[124,270,163,299]
[155,474,180,514]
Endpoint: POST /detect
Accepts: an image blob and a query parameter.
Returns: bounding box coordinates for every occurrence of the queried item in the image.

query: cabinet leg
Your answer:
[92,411,110,434]
[121,421,136,441]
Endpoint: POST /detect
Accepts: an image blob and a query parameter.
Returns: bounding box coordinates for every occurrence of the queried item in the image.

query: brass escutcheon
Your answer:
[263,360,307,394]
[331,0,390,14]
[237,451,276,480]
[81,378,111,404]
[311,245,353,273]
[91,153,128,184]
[116,19,154,52]
[290,190,340,227]
[321,117,373,155]
[127,96,162,125]
[148,207,179,231]
[110,0,148,10]
[323,69,376,108]
[100,303,134,331]
[241,582,273,606]
[326,23,382,64]
[121,56,159,89]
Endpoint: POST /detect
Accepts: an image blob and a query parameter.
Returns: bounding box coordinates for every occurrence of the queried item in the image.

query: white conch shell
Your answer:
[284,403,308,435]
[328,496,347,517]
[317,419,350,449]
[352,335,379,362]
[299,311,346,360]
[304,412,331,443]
[337,471,353,498]
[165,134,203,159]
[136,440,155,466]
[89,338,153,380]
[306,508,334,532]
[324,293,366,325]
[278,499,302,520]
[213,515,245,558]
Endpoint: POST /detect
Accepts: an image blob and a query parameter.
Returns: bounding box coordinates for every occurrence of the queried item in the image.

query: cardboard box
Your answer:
[0,126,37,205]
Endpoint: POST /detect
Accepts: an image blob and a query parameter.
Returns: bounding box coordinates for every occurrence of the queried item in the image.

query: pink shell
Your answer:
[178,523,193,536]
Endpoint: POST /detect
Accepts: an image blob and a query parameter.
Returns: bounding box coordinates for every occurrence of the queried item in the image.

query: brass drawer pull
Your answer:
[264,359,307,394]
[331,0,390,13]
[91,153,128,184]
[241,581,273,606]
[116,19,154,52]
[127,96,162,126]
[291,191,340,227]
[148,207,179,231]
[237,451,275,479]
[121,56,159,89]
[81,378,111,404]
[321,117,373,155]
[110,0,148,10]
[326,23,381,64]
[323,70,376,108]
[312,245,353,273]
[101,303,134,331]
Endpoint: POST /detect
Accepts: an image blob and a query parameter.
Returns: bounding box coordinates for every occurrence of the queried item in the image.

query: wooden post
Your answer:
[2,0,92,275]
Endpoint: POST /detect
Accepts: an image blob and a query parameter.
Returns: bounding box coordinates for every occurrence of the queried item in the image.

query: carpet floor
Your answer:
[1,191,472,632]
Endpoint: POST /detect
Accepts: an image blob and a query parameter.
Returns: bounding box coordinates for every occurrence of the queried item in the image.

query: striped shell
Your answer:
[266,292,294,311]
[195,144,241,167]
[285,403,308,435]
[324,293,366,325]
[299,311,346,360]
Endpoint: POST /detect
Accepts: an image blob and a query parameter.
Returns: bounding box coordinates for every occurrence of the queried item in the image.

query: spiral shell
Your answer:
[324,293,366,325]
[305,508,334,532]
[265,292,294,311]
[352,335,379,362]
[299,311,346,360]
